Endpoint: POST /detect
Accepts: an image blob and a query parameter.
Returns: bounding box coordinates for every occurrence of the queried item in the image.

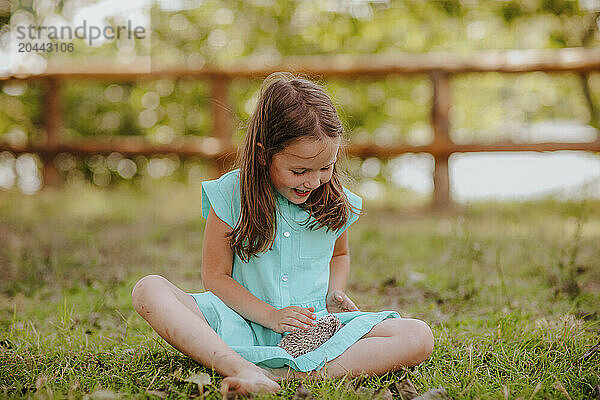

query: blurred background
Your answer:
[0,0,599,207]
[3,4,600,398]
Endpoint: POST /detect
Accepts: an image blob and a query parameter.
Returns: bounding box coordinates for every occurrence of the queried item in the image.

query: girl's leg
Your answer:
[131,274,281,394]
[270,318,434,380]
[321,318,434,377]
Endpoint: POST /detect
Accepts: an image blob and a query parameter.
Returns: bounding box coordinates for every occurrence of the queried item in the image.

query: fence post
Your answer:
[42,77,62,188]
[430,70,452,210]
[210,75,235,177]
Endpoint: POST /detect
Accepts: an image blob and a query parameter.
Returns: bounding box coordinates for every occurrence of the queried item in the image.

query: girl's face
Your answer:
[268,137,339,205]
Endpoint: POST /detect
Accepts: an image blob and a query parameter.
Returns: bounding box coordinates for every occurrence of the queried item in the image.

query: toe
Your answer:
[220,378,244,395]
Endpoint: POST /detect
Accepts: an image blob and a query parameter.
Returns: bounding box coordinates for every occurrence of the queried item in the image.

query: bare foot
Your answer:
[220,367,281,395]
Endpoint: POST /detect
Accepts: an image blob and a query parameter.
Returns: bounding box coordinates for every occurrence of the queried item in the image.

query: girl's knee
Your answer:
[405,319,434,364]
[131,274,170,312]
[419,320,434,358]
[384,318,433,365]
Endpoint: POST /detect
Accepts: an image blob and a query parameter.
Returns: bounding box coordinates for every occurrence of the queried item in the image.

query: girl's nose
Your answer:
[305,172,320,189]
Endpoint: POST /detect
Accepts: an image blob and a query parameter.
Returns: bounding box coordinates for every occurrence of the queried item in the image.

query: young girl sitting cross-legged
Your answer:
[132,72,434,395]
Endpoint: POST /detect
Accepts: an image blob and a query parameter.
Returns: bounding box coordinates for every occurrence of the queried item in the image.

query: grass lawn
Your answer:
[0,180,599,399]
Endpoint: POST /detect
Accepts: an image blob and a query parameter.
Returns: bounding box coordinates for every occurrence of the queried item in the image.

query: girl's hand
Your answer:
[268,306,317,334]
[326,290,359,313]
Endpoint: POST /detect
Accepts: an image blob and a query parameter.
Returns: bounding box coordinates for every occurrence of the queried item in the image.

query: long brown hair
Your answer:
[228,72,360,262]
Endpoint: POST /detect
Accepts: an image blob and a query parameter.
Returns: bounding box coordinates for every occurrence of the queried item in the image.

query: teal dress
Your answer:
[190,169,400,372]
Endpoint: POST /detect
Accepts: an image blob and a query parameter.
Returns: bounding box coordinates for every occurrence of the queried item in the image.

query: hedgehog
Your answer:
[277,314,342,358]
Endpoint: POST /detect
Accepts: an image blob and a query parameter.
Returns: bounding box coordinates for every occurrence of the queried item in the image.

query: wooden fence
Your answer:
[2,48,600,209]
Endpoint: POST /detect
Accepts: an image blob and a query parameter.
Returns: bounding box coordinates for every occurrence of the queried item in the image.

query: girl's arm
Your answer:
[201,207,277,329]
[327,230,351,294]
[327,231,360,312]
[201,207,315,332]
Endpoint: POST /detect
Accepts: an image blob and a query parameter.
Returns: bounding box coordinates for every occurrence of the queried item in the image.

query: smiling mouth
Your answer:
[293,188,311,196]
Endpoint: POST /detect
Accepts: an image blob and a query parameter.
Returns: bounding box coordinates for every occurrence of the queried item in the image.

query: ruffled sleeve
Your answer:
[201,169,241,229]
[335,187,362,238]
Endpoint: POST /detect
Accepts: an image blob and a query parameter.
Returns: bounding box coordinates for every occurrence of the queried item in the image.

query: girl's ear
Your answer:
[256,142,266,166]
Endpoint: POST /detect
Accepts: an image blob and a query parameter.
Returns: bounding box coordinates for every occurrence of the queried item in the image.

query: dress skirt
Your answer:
[189,291,401,372]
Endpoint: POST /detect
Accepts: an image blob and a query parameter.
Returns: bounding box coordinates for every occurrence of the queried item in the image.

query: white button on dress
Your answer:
[281,274,289,282]
[283,231,290,237]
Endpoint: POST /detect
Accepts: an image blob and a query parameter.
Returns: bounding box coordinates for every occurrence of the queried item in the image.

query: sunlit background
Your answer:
[0,0,599,202]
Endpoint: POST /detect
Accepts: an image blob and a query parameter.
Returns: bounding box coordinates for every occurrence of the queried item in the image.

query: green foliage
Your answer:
[433,0,465,18]
[541,0,580,16]
[501,1,523,24]
[1,0,598,154]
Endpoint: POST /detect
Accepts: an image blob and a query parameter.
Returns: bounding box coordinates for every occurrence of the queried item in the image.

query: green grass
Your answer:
[0,181,599,399]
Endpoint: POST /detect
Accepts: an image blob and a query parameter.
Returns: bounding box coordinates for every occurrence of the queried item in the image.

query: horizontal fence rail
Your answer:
[1,48,600,209]
[4,48,600,79]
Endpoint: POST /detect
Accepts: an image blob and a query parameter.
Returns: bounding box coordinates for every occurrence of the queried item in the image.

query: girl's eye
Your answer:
[292,165,332,175]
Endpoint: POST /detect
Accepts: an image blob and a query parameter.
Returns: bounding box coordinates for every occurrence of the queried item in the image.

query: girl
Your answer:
[132,73,434,395]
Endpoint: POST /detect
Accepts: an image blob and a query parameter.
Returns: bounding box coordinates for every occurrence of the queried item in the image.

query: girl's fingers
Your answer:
[282,322,309,332]
[285,318,309,330]
[299,307,317,319]
[334,292,359,311]
[284,316,313,330]
[340,295,356,309]
[292,315,316,328]
[293,306,315,316]
[330,290,343,301]
[281,324,296,333]
[280,307,316,330]
[295,311,317,325]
